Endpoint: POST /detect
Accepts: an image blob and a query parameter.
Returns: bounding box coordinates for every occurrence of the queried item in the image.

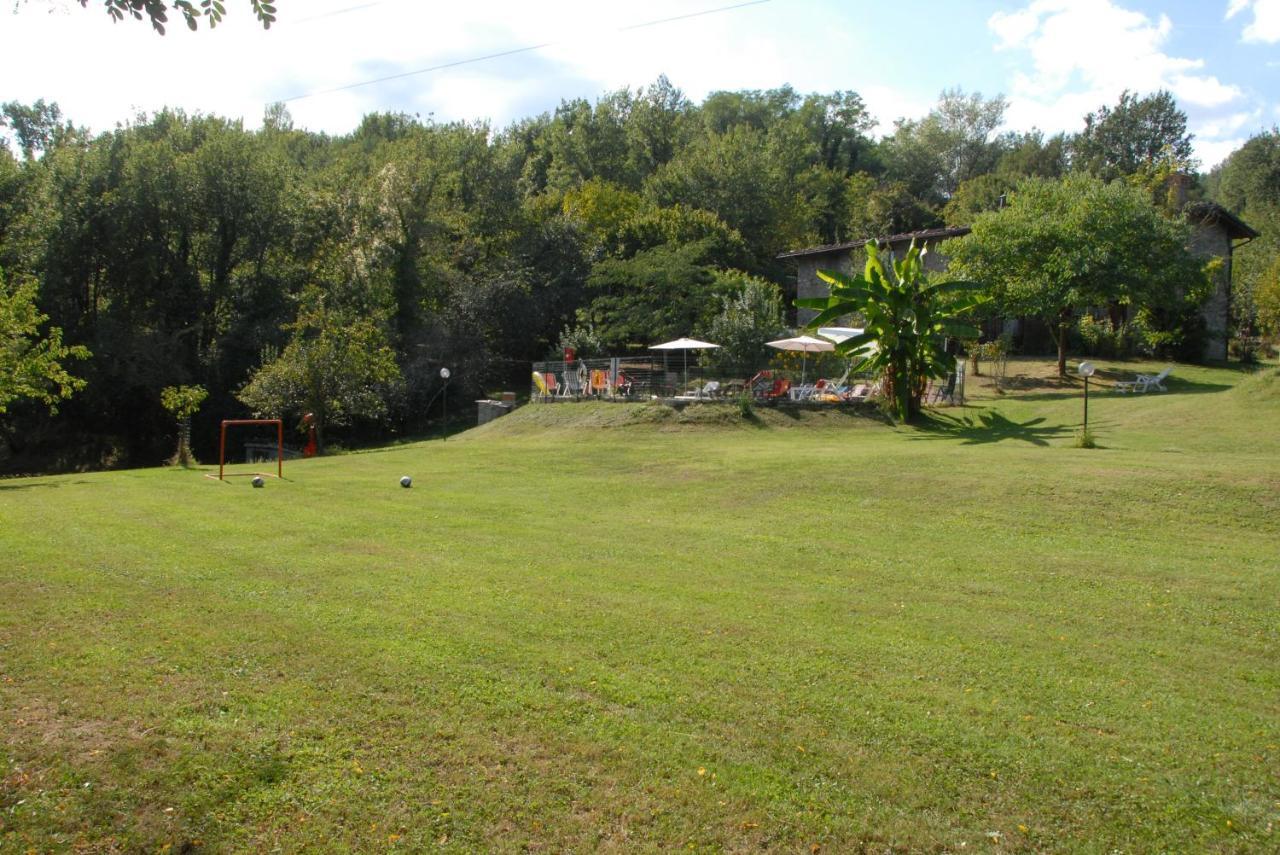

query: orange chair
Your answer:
[590,369,608,396]
[545,372,560,397]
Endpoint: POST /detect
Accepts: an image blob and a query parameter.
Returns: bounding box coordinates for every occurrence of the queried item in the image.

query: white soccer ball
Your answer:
[400,475,412,488]
[251,476,265,488]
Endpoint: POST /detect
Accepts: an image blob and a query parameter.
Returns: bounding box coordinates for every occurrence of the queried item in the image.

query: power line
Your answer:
[292,1,401,26]
[279,0,773,103]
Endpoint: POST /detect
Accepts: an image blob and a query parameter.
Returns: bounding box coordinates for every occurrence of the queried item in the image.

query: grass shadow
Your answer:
[911,410,1073,446]
[1011,377,1234,401]
[0,479,91,491]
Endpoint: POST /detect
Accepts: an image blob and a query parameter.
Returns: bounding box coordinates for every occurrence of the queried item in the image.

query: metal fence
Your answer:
[530,355,966,406]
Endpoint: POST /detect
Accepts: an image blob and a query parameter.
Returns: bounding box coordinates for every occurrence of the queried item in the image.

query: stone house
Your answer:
[780,206,1258,361]
[1183,201,1259,359]
[781,226,971,327]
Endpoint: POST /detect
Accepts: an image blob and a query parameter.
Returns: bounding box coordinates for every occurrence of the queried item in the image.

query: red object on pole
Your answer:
[564,346,576,363]
[301,412,317,457]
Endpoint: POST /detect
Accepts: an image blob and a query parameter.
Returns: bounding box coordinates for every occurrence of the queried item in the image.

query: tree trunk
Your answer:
[178,416,193,467]
[1054,308,1072,377]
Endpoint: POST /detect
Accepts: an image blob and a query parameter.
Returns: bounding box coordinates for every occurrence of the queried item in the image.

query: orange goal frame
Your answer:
[208,419,283,481]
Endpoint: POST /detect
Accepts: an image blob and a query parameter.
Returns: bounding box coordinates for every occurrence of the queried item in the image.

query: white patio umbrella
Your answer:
[766,335,835,386]
[817,327,878,358]
[648,337,721,391]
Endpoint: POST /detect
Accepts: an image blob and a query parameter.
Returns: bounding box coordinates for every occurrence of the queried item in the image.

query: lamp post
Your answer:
[1078,361,1095,433]
[439,367,451,441]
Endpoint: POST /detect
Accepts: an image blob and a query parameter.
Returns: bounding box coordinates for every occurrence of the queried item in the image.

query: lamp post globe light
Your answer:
[439,367,451,441]
[1078,361,1096,433]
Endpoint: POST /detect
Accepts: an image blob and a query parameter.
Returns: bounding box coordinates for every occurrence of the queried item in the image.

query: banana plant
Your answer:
[797,239,986,421]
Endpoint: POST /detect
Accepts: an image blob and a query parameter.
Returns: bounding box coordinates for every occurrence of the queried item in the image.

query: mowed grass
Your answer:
[2,360,1278,853]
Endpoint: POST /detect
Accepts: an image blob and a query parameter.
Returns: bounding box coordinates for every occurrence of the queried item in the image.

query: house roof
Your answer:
[1184,202,1260,241]
[777,226,971,260]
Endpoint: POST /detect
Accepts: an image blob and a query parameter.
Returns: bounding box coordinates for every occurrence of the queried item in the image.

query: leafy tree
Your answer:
[612,204,748,266]
[237,298,401,453]
[700,271,788,376]
[1072,90,1194,179]
[160,384,206,465]
[1,268,88,415]
[857,180,942,236]
[72,0,277,34]
[1255,256,1280,339]
[996,130,1068,180]
[1,100,72,159]
[948,175,1205,376]
[623,75,693,179]
[645,124,805,265]
[882,89,1009,203]
[574,242,735,351]
[799,241,983,421]
[561,178,648,249]
[942,173,1010,227]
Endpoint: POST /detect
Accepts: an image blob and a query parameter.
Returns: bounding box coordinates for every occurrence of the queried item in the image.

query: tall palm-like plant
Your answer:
[798,240,985,421]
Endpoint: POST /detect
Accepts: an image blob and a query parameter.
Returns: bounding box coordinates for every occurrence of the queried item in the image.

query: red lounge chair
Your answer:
[748,370,773,398]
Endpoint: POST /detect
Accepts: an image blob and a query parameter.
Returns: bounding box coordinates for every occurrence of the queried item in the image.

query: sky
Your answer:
[1,0,1277,168]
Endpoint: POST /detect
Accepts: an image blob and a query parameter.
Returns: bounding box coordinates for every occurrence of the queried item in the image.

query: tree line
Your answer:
[0,80,1275,470]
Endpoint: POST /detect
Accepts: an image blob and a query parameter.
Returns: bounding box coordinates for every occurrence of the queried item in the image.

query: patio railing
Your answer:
[529,357,965,405]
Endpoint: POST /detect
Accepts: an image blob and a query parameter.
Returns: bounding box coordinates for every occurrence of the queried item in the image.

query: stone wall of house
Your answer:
[794,241,953,326]
[1188,222,1232,361]
[795,253,854,325]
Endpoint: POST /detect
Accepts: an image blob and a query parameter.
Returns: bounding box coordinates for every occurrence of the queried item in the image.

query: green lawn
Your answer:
[2,360,1278,852]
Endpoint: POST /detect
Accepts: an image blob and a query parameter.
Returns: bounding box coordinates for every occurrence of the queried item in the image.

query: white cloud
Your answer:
[1196,109,1262,138]
[989,0,1243,138]
[1226,0,1251,18]
[858,85,935,137]
[1226,0,1280,42]
[0,0,798,136]
[1196,136,1247,169]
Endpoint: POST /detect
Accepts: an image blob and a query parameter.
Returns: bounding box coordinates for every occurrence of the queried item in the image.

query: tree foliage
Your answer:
[882,89,1010,204]
[237,299,401,453]
[75,0,277,35]
[1255,255,1280,339]
[948,175,1205,376]
[1072,90,1195,180]
[1,268,88,415]
[799,241,983,421]
[700,271,789,376]
[575,242,734,351]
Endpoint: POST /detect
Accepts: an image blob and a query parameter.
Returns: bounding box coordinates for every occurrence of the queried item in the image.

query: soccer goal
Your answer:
[207,418,284,481]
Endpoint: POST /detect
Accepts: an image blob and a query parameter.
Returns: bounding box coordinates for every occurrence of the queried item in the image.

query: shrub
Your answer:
[702,273,789,377]
[1229,336,1262,364]
[1076,315,1141,359]
[1073,427,1098,449]
[556,323,605,360]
